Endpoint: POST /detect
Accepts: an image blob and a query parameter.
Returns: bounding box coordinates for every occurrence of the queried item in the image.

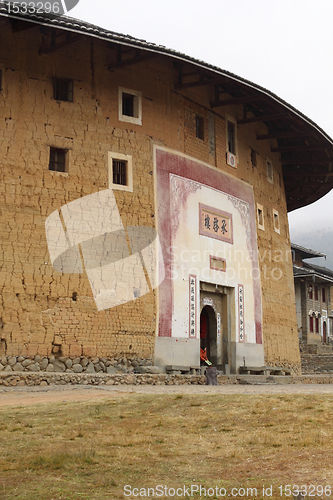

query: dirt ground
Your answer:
[1,382,333,406]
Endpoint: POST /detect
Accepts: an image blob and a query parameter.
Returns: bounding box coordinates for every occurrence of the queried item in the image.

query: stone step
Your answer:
[239,365,291,375]
[301,352,333,374]
[236,375,291,385]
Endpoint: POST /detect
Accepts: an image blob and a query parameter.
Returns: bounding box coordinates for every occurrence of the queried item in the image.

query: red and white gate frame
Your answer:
[238,284,245,342]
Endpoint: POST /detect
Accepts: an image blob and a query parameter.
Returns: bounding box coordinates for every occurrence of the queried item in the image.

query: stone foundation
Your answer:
[0,355,153,374]
[1,372,333,387]
[0,372,214,387]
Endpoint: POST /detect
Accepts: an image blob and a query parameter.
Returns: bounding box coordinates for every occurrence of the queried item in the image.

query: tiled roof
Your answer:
[0,3,332,146]
[304,262,333,279]
[293,264,333,283]
[291,243,326,259]
[2,3,333,212]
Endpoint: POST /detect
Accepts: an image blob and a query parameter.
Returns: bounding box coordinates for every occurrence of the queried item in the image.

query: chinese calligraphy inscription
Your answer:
[217,312,222,362]
[189,275,197,338]
[238,284,245,342]
[199,204,233,244]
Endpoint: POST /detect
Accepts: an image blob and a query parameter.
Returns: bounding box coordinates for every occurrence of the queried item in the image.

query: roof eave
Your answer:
[1,6,333,211]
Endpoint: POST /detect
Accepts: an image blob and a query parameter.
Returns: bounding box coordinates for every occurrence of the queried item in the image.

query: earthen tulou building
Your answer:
[1,5,333,375]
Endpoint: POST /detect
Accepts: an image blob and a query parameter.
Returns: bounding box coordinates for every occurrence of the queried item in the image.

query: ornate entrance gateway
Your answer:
[200,284,232,371]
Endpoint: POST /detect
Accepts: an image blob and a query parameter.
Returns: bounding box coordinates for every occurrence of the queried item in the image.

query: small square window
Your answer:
[273,209,280,234]
[225,115,237,167]
[49,147,67,172]
[227,121,236,154]
[257,203,264,231]
[119,87,142,125]
[315,286,319,301]
[195,115,204,140]
[108,152,133,192]
[266,158,274,184]
[53,78,73,102]
[315,317,319,333]
[122,93,135,117]
[308,285,313,300]
[322,287,326,303]
[113,159,127,186]
[250,148,257,167]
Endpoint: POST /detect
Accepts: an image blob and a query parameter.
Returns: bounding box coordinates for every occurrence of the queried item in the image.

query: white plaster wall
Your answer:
[170,174,258,344]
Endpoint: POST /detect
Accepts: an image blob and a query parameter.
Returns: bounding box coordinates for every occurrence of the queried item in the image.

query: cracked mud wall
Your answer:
[0,21,161,358]
[0,18,300,369]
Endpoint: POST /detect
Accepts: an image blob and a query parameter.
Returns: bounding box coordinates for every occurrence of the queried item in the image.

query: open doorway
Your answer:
[323,321,327,344]
[200,305,217,365]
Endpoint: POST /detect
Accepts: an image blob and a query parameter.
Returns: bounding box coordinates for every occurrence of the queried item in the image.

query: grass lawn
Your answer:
[0,393,332,499]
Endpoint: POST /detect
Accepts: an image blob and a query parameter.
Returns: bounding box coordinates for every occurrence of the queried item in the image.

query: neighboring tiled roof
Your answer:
[0,3,332,146]
[293,264,333,283]
[304,262,333,278]
[291,243,326,260]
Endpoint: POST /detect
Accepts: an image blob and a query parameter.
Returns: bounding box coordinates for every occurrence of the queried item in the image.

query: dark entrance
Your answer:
[323,321,327,344]
[200,305,217,365]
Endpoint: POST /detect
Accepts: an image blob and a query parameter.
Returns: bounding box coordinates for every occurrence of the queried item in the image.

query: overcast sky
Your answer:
[68,0,333,244]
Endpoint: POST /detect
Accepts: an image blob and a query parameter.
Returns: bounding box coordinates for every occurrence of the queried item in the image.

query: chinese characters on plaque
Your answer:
[199,204,233,244]
[238,284,245,342]
[216,313,222,362]
[189,275,196,338]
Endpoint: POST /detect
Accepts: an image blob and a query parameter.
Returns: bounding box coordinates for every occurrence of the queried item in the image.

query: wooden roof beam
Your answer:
[238,112,290,125]
[257,131,311,140]
[175,76,227,90]
[284,171,333,177]
[10,19,37,32]
[271,144,325,153]
[281,159,332,165]
[107,52,155,70]
[39,34,81,55]
[210,94,263,108]
[283,172,333,179]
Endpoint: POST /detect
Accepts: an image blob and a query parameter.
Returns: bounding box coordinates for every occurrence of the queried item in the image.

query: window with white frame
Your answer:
[118,87,142,125]
[108,152,133,192]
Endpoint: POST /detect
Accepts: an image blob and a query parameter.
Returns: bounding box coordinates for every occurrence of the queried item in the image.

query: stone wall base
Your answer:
[1,372,333,387]
[0,355,152,375]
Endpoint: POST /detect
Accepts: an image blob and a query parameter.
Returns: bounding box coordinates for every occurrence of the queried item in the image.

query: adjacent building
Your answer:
[293,243,333,346]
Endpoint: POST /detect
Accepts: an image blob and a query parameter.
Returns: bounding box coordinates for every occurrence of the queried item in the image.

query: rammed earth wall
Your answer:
[0,17,300,370]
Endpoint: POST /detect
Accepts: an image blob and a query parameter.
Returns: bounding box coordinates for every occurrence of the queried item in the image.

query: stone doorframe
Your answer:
[199,281,234,371]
